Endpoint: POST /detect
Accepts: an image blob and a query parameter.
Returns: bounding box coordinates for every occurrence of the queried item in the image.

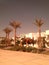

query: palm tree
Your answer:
[10,21,21,45]
[3,27,12,46]
[34,19,43,48]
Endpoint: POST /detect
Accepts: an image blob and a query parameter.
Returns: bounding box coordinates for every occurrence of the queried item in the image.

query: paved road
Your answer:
[0,49,49,65]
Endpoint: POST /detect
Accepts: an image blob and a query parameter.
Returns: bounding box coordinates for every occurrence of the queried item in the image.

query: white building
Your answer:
[20,30,49,40]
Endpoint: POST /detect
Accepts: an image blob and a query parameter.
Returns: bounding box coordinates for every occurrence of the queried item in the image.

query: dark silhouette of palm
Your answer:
[34,19,43,48]
[10,21,21,45]
[3,27,12,46]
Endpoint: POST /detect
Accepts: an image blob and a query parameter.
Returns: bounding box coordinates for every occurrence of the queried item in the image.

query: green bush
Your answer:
[37,48,45,53]
[42,51,49,55]
[0,44,6,49]
[32,48,37,53]
[0,45,5,48]
[21,46,26,52]
[26,47,33,52]
[14,45,20,51]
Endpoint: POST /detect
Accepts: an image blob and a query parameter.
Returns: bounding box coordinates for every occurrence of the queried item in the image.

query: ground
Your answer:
[0,49,49,65]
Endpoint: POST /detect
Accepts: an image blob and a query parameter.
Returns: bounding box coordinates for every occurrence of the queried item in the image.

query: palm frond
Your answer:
[10,21,21,28]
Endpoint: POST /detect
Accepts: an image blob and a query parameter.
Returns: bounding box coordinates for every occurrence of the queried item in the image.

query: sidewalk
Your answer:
[0,49,49,65]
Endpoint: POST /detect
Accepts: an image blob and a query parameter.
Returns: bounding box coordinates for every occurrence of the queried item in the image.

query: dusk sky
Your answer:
[0,0,49,37]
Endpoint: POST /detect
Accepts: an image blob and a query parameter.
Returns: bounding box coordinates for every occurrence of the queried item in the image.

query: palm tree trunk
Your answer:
[38,27,42,48]
[6,33,7,39]
[5,33,8,46]
[14,28,16,45]
[38,27,41,38]
[7,33,10,45]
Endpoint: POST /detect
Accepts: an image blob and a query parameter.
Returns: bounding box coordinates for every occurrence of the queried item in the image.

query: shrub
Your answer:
[0,45,5,48]
[37,48,45,53]
[21,46,26,52]
[26,46,33,52]
[32,48,37,53]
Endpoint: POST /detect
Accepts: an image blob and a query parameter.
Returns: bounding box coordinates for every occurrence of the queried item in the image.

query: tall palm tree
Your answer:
[10,21,21,45]
[4,27,12,46]
[34,19,43,48]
